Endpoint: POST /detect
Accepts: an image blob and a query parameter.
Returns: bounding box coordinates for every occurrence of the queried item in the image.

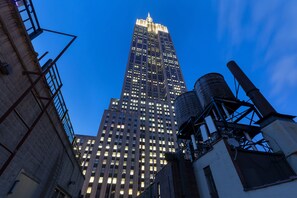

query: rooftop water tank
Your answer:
[174,91,202,130]
[194,73,235,108]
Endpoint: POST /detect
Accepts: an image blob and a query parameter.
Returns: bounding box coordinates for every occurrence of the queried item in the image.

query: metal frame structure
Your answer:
[177,92,272,161]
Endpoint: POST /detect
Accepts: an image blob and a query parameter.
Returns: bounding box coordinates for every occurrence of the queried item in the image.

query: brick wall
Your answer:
[0,1,84,197]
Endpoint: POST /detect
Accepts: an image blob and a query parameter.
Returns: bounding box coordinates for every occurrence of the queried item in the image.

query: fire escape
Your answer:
[0,0,81,176]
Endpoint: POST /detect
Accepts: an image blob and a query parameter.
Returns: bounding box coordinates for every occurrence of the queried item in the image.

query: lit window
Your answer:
[87,187,92,194]
[121,179,125,184]
[112,178,117,184]
[89,176,94,183]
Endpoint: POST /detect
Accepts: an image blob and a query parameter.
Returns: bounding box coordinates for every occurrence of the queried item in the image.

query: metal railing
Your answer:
[13,0,43,40]
[43,60,76,143]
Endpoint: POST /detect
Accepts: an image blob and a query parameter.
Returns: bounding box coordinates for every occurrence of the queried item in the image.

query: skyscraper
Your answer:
[77,13,187,198]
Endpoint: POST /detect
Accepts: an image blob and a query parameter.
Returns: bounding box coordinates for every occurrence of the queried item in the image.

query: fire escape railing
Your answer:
[13,0,43,40]
[43,60,76,143]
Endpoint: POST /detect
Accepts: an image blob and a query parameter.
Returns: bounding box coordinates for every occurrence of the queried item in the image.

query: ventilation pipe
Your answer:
[227,60,297,173]
[226,60,276,118]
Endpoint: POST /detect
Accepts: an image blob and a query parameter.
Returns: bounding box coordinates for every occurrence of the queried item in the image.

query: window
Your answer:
[157,182,161,198]
[53,187,69,198]
[204,166,219,198]
[86,187,92,194]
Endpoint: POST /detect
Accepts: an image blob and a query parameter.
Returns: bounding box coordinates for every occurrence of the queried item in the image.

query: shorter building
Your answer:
[138,152,199,198]
[75,135,97,175]
[141,138,297,198]
[193,138,297,198]
[0,1,84,197]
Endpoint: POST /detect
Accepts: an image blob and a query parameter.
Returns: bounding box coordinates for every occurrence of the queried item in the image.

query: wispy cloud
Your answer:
[217,1,247,46]
[216,0,297,106]
[269,55,297,96]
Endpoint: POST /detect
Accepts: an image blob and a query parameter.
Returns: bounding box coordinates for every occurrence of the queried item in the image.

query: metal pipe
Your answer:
[227,61,276,118]
[38,51,49,61]
[222,103,230,118]
[212,109,218,120]
[243,132,258,151]
[42,28,77,38]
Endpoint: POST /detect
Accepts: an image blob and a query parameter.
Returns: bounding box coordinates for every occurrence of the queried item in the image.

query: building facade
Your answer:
[75,135,97,175]
[0,1,84,197]
[78,14,187,197]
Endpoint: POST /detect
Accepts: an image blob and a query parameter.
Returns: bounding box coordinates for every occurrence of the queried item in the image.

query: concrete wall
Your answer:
[193,140,297,198]
[0,1,84,197]
[262,119,297,173]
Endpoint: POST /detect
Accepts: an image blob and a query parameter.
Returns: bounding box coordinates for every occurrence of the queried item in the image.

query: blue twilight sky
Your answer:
[32,0,297,136]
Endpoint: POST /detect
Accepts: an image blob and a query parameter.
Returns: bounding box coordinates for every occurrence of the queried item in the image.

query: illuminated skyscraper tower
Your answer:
[77,13,187,197]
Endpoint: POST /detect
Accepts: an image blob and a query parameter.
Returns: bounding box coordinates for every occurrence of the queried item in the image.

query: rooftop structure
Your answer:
[139,61,297,198]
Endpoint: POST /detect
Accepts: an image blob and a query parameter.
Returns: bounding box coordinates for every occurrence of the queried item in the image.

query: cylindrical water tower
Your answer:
[174,91,202,130]
[194,73,235,109]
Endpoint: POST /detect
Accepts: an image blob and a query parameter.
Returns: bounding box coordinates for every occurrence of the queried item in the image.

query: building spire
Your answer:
[147,12,153,22]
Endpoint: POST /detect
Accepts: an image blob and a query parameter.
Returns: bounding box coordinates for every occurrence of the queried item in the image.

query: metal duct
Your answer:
[227,60,276,118]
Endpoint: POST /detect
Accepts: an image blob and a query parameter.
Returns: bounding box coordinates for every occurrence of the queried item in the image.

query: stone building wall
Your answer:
[0,1,84,197]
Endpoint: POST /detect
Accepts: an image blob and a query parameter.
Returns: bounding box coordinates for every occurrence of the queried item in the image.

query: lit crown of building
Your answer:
[136,13,169,34]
